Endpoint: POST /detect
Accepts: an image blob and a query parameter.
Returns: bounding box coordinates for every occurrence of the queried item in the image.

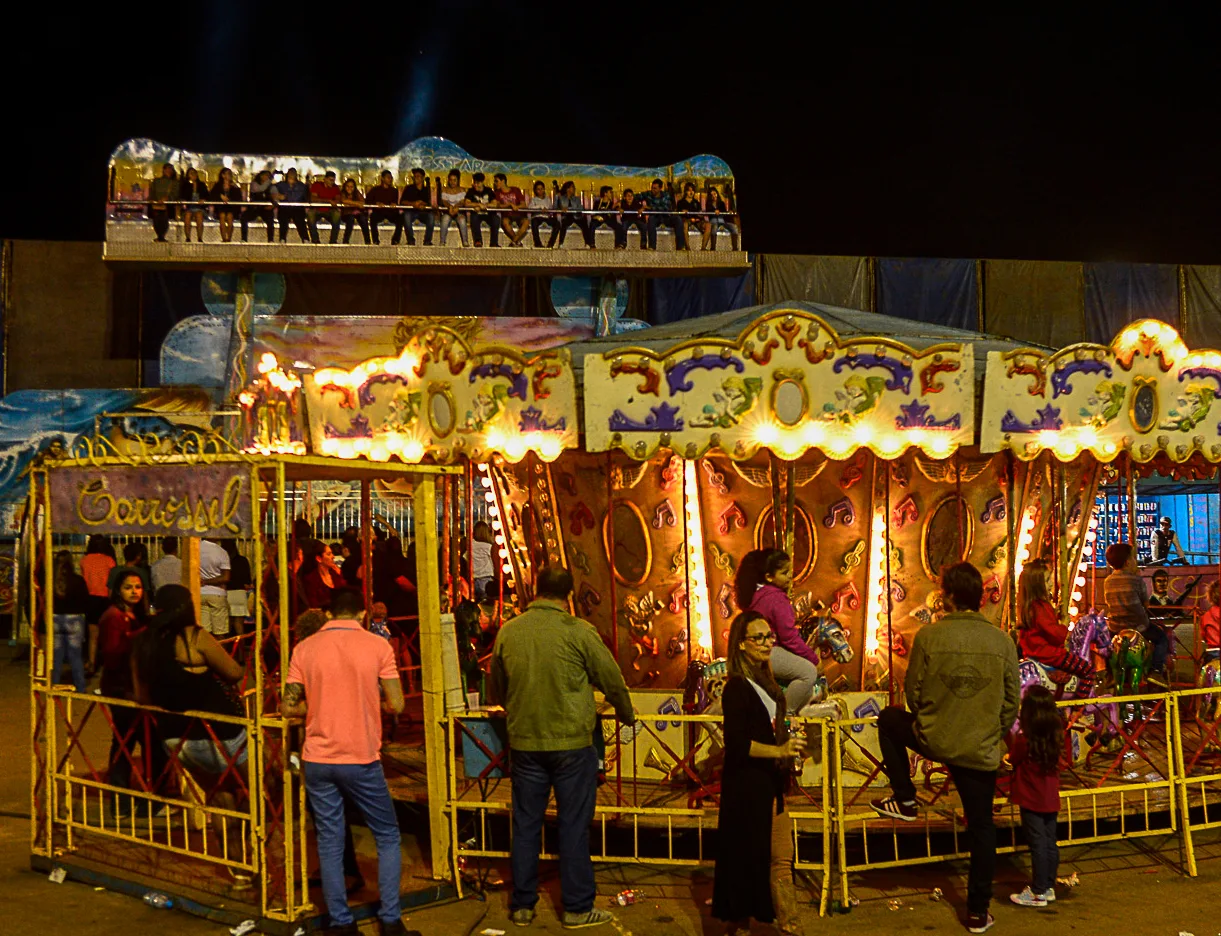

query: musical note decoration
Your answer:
[718,502,747,535]
[831,582,862,614]
[569,502,596,537]
[840,540,866,575]
[823,496,856,528]
[892,494,918,529]
[652,498,677,529]
[980,494,1006,524]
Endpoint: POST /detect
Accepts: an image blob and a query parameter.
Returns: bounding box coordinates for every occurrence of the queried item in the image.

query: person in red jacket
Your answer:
[1017,561,1091,680]
[1200,580,1221,662]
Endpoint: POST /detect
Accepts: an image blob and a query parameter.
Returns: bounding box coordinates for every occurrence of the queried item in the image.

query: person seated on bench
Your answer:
[703,184,739,251]
[642,178,685,250]
[588,185,625,249]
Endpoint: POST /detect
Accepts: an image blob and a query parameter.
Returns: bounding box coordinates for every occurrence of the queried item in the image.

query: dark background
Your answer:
[5,4,1221,262]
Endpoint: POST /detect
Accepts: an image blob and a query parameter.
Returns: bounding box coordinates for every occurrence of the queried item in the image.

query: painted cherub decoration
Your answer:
[1079,379,1125,429]
[824,375,887,424]
[381,388,422,433]
[1160,382,1217,432]
[689,375,762,428]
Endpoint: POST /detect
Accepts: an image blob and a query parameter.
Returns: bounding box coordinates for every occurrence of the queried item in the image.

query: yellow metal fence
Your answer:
[442,689,1221,913]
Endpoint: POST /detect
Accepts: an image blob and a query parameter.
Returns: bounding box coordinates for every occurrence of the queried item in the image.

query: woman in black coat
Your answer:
[712,610,809,935]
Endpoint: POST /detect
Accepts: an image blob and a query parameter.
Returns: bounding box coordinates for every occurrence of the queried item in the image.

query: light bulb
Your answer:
[502,563,513,574]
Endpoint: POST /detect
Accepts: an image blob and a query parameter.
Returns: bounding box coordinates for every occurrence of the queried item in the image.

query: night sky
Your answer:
[6,5,1221,262]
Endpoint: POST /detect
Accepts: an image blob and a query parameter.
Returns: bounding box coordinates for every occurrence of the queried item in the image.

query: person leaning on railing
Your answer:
[367,169,404,245]
[399,167,435,246]
[272,168,313,244]
[241,170,276,243]
[210,168,244,243]
[148,163,178,242]
[588,185,626,249]
[308,171,342,245]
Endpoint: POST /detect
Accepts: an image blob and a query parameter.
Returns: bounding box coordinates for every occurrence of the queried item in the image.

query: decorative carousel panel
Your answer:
[582,308,975,463]
[297,326,578,464]
[981,318,1221,463]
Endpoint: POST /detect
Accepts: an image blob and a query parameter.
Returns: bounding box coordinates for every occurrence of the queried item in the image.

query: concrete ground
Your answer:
[5,644,1221,936]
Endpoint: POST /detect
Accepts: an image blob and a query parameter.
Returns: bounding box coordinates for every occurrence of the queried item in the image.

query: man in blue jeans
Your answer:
[490,567,636,929]
[283,589,413,936]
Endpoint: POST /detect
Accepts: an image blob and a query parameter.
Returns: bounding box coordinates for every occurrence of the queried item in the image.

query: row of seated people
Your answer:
[125,164,740,250]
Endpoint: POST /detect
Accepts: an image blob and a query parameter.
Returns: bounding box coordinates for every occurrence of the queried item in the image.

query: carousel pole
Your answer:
[1006,452,1017,633]
[1058,462,1070,618]
[769,452,783,550]
[1127,454,1138,554]
[466,460,474,604]
[784,460,796,557]
[954,453,965,559]
[606,450,622,808]
[444,473,454,610]
[360,480,372,616]
[682,458,693,671]
[884,457,895,705]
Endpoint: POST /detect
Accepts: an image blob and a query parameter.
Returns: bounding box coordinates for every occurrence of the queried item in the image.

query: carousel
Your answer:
[28,304,1221,926]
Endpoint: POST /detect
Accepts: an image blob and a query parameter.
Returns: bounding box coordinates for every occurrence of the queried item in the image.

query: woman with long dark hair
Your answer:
[133,584,249,877]
[1007,685,1064,907]
[1017,560,1091,679]
[298,539,340,610]
[179,166,209,242]
[81,533,116,637]
[712,611,808,935]
[734,549,821,713]
[92,569,151,814]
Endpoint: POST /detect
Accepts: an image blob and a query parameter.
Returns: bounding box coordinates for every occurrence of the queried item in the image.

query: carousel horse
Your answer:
[1110,628,1153,722]
[1018,611,1118,748]
[687,613,854,716]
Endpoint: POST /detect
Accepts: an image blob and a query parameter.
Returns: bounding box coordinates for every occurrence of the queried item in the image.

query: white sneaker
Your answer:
[1039,887,1056,902]
[1009,886,1047,907]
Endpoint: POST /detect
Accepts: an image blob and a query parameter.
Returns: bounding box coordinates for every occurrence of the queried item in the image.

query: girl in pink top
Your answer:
[1202,581,1221,662]
[734,549,820,713]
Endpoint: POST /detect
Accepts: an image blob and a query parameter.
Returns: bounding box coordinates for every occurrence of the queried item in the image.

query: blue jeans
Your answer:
[304,760,402,926]
[1021,808,1059,893]
[510,746,598,914]
[1145,624,1170,670]
[52,614,86,691]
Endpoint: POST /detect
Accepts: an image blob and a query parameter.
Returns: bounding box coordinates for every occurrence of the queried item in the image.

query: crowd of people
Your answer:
[52,523,1219,935]
[128,163,740,250]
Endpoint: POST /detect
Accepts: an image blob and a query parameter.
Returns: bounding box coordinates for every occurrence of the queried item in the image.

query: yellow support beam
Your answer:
[414,475,451,881]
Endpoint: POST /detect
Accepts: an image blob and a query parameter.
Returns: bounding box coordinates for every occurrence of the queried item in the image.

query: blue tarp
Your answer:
[646,269,755,325]
[877,258,977,330]
[1083,262,1178,344]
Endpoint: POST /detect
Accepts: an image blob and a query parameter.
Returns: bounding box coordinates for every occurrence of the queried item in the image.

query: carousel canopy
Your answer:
[981,319,1221,464]
[570,302,1050,463]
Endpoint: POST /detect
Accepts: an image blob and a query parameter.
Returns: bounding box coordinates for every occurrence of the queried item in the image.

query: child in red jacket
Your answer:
[1008,686,1065,907]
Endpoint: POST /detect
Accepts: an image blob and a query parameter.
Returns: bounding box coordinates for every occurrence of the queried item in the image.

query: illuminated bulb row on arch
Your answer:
[753,421,953,460]
[1012,507,1038,587]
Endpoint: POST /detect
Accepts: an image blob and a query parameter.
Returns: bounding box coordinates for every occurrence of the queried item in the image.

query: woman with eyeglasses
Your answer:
[711,610,809,936]
[734,549,820,714]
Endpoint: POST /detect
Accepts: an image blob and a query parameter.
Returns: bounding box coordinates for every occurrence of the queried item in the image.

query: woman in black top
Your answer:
[179,166,209,242]
[51,551,90,691]
[209,167,243,242]
[134,585,250,877]
[712,610,809,936]
[676,181,705,254]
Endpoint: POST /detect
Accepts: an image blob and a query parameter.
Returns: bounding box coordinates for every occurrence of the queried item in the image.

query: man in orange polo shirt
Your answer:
[283,589,408,936]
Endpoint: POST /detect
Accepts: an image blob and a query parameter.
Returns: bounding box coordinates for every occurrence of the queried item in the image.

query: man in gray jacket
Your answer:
[491,566,636,930]
[870,561,1020,934]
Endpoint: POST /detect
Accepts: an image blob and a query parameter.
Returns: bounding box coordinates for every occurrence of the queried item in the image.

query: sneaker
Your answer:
[510,907,535,927]
[966,912,995,933]
[1009,886,1047,907]
[562,908,614,929]
[870,796,919,822]
[1038,888,1056,902]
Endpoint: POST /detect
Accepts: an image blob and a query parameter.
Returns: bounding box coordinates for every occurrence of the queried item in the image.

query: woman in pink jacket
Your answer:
[734,549,820,713]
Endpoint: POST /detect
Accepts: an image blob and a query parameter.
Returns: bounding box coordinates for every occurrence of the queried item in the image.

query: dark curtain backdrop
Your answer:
[877,258,977,329]
[759,254,871,309]
[645,270,754,325]
[1083,262,1178,344]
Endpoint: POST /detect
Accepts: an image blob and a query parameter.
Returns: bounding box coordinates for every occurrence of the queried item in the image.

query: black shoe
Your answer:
[379,921,422,936]
[326,925,358,936]
[391,238,401,246]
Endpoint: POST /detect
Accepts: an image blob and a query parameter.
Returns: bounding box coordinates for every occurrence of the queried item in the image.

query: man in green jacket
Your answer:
[490,566,635,930]
[870,561,1019,934]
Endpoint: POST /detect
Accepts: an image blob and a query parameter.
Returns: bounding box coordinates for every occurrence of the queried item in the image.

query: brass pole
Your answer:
[1005,453,1017,633]
[784,460,796,557]
[413,474,451,880]
[361,480,373,615]
[1127,455,1138,555]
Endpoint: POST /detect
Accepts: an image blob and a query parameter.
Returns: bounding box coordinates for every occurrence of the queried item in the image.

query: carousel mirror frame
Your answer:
[769,369,809,426]
[602,498,653,587]
[920,493,974,582]
[426,383,458,438]
[753,502,817,583]
[1129,376,1158,435]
